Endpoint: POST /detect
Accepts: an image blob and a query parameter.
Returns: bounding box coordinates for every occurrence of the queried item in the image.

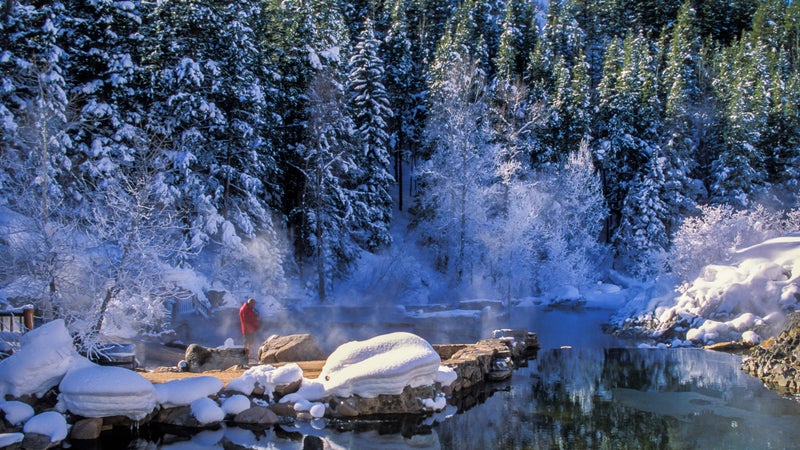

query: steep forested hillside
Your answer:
[1,0,798,348]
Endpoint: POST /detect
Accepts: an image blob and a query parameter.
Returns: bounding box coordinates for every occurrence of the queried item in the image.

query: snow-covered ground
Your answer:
[610,233,800,346]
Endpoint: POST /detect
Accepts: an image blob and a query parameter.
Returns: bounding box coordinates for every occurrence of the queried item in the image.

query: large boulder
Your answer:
[258,334,327,364]
[328,385,439,417]
[184,344,247,373]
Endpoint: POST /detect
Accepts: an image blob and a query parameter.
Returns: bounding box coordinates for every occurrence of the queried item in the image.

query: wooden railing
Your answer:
[0,306,35,333]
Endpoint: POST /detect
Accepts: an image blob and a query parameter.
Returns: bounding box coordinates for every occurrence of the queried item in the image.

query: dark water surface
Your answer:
[94,307,800,449]
[436,347,800,449]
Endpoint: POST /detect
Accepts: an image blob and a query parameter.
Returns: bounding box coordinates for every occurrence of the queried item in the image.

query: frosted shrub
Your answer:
[668,204,797,282]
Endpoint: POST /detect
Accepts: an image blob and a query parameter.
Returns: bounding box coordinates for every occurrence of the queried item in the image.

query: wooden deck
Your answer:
[139,360,326,387]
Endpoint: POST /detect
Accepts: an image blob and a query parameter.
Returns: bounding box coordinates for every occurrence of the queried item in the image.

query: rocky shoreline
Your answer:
[0,328,539,449]
[742,312,800,396]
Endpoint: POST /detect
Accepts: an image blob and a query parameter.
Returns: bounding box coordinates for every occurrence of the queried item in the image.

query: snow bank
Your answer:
[154,376,223,408]
[226,363,303,397]
[615,234,800,345]
[58,362,157,420]
[0,319,77,398]
[318,332,442,398]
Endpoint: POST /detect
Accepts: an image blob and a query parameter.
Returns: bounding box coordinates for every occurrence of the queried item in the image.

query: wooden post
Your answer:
[23,307,34,331]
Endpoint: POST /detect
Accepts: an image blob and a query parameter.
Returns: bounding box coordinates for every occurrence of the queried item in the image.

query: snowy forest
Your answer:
[1,0,799,350]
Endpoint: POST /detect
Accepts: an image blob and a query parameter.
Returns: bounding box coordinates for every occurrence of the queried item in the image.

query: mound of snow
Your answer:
[615,234,800,345]
[0,433,24,447]
[154,376,223,408]
[0,400,34,426]
[319,332,442,398]
[58,362,157,420]
[227,363,303,397]
[0,319,77,398]
[23,411,68,442]
[220,394,251,415]
[190,397,225,424]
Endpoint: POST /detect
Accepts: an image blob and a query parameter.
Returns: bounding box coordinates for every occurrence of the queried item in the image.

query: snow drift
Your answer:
[613,233,800,345]
[0,320,77,398]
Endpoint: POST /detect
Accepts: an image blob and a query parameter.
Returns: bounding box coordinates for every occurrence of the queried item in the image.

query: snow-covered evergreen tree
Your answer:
[0,1,72,219]
[63,0,147,207]
[347,19,394,251]
[709,38,769,208]
[142,0,283,276]
[660,1,701,231]
[595,32,661,238]
[383,0,417,210]
[294,72,360,301]
[614,154,669,279]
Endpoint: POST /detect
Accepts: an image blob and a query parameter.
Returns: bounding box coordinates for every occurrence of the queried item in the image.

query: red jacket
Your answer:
[239,302,259,334]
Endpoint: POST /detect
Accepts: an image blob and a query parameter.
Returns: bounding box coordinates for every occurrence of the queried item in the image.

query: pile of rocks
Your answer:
[434,329,539,392]
[742,312,800,395]
[0,329,540,448]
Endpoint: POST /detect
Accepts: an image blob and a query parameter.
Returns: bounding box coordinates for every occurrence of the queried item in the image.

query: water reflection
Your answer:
[105,348,800,449]
[437,348,800,449]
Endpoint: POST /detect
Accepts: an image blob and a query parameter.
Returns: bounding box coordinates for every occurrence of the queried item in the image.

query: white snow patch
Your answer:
[0,433,24,447]
[220,394,251,415]
[58,362,157,420]
[421,393,447,411]
[319,332,442,398]
[0,400,34,426]
[23,411,68,442]
[226,363,303,397]
[0,319,77,398]
[154,376,223,408]
[615,233,800,345]
[190,397,225,425]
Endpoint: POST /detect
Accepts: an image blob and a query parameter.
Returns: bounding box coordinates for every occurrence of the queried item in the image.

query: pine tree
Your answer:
[383,0,417,211]
[294,72,360,301]
[62,0,147,206]
[494,0,534,83]
[709,36,769,207]
[347,19,394,251]
[142,0,278,254]
[595,32,661,236]
[613,153,669,279]
[0,1,72,220]
[661,1,701,231]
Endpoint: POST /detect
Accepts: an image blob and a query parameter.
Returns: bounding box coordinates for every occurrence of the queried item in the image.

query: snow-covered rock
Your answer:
[58,362,157,420]
[0,400,34,425]
[154,376,223,408]
[190,397,225,425]
[226,363,303,397]
[0,433,24,447]
[319,332,442,398]
[23,411,68,443]
[220,394,251,415]
[0,319,78,398]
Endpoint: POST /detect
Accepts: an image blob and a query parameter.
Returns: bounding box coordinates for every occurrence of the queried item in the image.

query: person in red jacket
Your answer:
[239,298,260,359]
